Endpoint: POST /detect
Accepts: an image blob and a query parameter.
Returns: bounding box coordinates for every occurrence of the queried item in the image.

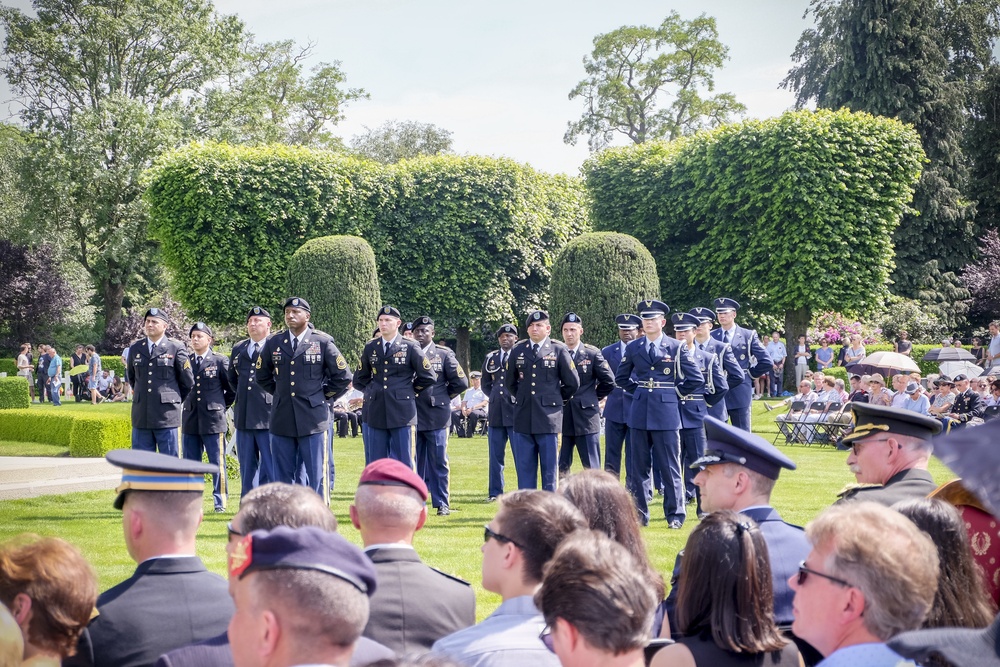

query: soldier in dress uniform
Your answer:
[558,313,616,475]
[481,323,518,501]
[182,322,236,513]
[228,306,275,498]
[710,298,772,432]
[505,310,580,492]
[672,311,727,513]
[126,308,195,456]
[411,316,468,516]
[601,314,642,482]
[615,300,703,527]
[255,297,352,504]
[353,306,437,468]
[689,307,744,424]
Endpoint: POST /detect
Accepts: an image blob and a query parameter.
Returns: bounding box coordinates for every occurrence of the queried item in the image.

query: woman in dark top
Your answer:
[651,511,801,667]
[894,330,913,357]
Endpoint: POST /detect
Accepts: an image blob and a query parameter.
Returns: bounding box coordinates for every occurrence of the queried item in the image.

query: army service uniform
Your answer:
[558,340,615,474]
[182,340,235,512]
[229,333,275,497]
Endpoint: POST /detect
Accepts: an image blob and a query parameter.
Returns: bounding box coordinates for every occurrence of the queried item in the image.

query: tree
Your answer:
[0,240,76,351]
[548,233,660,349]
[286,236,382,367]
[967,65,1000,235]
[782,0,1000,300]
[350,120,453,164]
[962,228,1000,327]
[565,11,745,152]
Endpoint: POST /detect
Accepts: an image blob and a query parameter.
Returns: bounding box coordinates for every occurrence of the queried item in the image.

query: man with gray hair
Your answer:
[836,404,942,506]
[789,501,939,666]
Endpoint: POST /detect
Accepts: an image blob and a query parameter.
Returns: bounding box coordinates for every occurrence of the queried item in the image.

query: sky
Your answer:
[1,0,815,175]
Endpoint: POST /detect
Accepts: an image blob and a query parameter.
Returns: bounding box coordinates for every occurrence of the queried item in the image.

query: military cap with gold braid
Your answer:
[841,403,942,446]
[106,449,216,510]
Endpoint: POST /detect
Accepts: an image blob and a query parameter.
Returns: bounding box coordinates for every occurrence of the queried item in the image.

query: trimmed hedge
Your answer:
[0,359,16,376]
[0,356,125,378]
[68,415,132,457]
[0,376,31,409]
[0,408,130,456]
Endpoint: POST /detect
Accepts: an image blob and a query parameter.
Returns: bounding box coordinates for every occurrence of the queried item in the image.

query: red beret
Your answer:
[359,459,428,501]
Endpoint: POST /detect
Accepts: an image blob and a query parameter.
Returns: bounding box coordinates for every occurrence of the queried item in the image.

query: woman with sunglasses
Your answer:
[650,511,800,667]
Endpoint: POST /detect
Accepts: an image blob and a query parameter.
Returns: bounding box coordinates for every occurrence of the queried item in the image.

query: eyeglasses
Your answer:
[227,522,244,539]
[850,437,892,456]
[539,624,555,653]
[484,524,522,549]
[797,561,853,588]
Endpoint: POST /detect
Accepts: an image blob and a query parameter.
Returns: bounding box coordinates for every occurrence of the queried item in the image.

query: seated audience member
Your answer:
[558,470,665,601]
[333,383,362,438]
[432,490,587,666]
[888,614,1000,667]
[155,482,393,667]
[352,459,475,655]
[837,404,942,506]
[789,502,939,666]
[892,498,996,629]
[108,376,126,402]
[0,604,23,667]
[65,451,232,667]
[452,371,488,438]
[928,378,957,417]
[987,379,1000,408]
[867,374,892,407]
[769,380,817,416]
[535,531,657,667]
[847,375,870,404]
[899,382,931,415]
[889,375,909,408]
[974,377,991,400]
[226,526,377,667]
[833,379,849,403]
[96,370,111,398]
[0,536,97,665]
[652,512,800,667]
[941,374,984,431]
[812,371,826,393]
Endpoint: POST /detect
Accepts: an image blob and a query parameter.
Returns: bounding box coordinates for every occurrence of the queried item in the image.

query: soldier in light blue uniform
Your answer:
[710,298,771,432]
[615,300,703,527]
[601,314,641,483]
[671,311,727,514]
[689,307,744,424]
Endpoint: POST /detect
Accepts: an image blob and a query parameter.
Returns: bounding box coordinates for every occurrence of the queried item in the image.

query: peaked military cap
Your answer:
[671,312,700,331]
[189,322,213,338]
[561,313,582,327]
[496,323,518,337]
[713,297,741,312]
[841,403,942,445]
[688,307,717,323]
[615,314,641,330]
[636,299,669,319]
[283,296,310,313]
[692,417,797,481]
[144,307,169,323]
[379,305,401,319]
[525,310,549,328]
[106,449,215,510]
[247,306,271,321]
[412,315,434,328]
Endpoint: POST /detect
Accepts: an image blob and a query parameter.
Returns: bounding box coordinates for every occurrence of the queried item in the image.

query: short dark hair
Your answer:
[495,490,587,584]
[676,511,789,653]
[535,530,655,655]
[238,482,338,533]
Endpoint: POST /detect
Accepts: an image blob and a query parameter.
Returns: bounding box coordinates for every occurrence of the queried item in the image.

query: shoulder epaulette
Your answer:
[429,566,472,587]
[584,343,601,353]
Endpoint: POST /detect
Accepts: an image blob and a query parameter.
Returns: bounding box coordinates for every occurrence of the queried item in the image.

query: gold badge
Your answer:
[423,357,431,370]
[457,367,466,378]
[336,355,347,370]
[255,356,262,369]
[183,360,191,370]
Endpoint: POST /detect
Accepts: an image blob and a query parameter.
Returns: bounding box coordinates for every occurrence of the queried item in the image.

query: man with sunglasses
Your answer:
[433,490,587,667]
[836,403,942,506]
[789,502,939,666]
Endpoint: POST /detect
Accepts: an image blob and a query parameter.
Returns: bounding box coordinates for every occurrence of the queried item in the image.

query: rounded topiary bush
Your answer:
[286,235,382,366]
[549,232,660,348]
[0,376,31,409]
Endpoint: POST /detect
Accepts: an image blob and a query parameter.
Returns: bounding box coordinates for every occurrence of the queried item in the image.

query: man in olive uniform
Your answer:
[505,310,580,492]
[412,316,468,516]
[601,314,642,481]
[481,323,518,501]
[256,297,352,503]
[182,322,236,513]
[711,298,772,432]
[228,306,275,498]
[353,306,437,468]
[126,308,195,456]
[558,313,616,475]
[615,300,703,527]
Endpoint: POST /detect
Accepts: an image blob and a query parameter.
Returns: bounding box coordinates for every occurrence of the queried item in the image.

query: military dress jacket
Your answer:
[504,338,580,434]
[256,328,352,438]
[354,336,437,430]
[563,344,616,436]
[951,389,985,423]
[615,336,703,432]
[481,348,515,428]
[181,350,235,435]
[711,325,771,411]
[836,467,937,507]
[416,344,468,431]
[601,340,633,425]
[677,342,726,430]
[126,337,195,429]
[228,337,273,431]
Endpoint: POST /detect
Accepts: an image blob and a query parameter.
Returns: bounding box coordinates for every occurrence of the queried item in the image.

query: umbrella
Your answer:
[986,365,1000,378]
[68,364,89,376]
[922,347,978,362]
[850,351,921,376]
[939,361,984,379]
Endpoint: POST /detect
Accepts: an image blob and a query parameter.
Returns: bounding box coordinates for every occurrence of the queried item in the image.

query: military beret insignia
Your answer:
[253,307,261,314]
[534,312,541,320]
[383,307,391,314]
[150,308,159,315]
[292,298,300,307]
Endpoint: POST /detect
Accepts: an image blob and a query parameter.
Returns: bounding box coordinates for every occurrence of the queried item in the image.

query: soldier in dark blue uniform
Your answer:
[181,322,236,513]
[671,312,727,513]
[228,306,275,498]
[710,298,772,432]
[689,306,745,424]
[353,306,437,468]
[558,313,615,475]
[601,314,641,482]
[505,310,580,491]
[126,308,195,456]
[412,316,468,515]
[256,297,352,504]
[615,300,703,527]
[481,323,518,501]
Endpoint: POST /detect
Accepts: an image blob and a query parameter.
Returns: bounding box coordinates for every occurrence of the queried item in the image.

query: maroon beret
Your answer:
[359,459,428,501]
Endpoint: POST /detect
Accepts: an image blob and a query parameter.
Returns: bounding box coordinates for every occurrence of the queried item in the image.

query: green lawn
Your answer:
[0,401,955,621]
[22,401,132,416]
[0,440,70,456]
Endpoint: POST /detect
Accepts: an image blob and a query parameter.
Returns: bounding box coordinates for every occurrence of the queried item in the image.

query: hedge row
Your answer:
[0,409,130,456]
[0,376,31,409]
[0,356,126,377]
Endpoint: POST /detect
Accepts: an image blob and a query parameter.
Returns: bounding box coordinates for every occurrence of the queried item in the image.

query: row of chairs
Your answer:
[772,401,851,446]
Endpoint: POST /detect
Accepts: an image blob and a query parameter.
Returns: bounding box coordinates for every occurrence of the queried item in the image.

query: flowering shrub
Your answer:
[807,312,882,345]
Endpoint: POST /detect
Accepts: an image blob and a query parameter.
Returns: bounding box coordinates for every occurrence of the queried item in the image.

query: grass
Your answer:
[21,401,132,417]
[0,440,69,456]
[0,400,956,621]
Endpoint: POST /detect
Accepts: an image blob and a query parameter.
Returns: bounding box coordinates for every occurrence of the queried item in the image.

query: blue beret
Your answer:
[283,297,310,313]
[713,298,741,312]
[144,308,169,323]
[247,306,271,321]
[671,312,700,331]
[525,310,549,328]
[637,299,669,319]
[229,526,377,596]
[688,307,716,323]
[615,314,641,329]
[189,322,213,338]
[106,449,215,510]
[561,313,582,327]
[692,417,797,481]
[496,323,518,337]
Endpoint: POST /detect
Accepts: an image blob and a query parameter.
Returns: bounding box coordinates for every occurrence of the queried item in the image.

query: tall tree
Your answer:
[0,240,76,350]
[565,11,745,152]
[782,0,1000,299]
[350,120,453,164]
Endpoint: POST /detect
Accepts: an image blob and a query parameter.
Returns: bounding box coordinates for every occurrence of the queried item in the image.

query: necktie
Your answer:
[291,336,298,352]
[149,342,155,355]
[648,341,656,357]
[384,341,390,355]
[250,343,257,358]
[501,352,508,368]
[698,342,704,351]
[195,355,203,369]
[532,343,539,356]
[724,331,731,345]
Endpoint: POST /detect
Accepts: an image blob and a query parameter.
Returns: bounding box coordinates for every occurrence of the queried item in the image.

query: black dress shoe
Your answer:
[437,506,451,516]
